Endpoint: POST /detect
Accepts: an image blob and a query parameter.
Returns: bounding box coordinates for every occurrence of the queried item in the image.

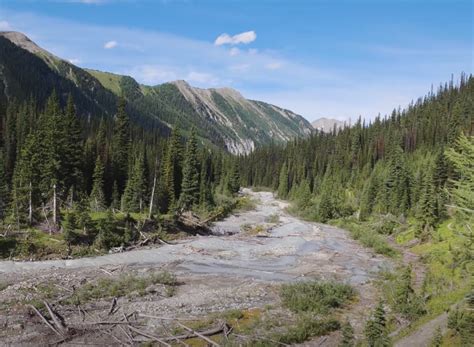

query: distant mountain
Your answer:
[311,117,346,133]
[0,31,313,154]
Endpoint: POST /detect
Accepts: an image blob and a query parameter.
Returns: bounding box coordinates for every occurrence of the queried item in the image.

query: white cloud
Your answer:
[103,40,117,49]
[0,20,12,30]
[265,61,283,70]
[68,58,81,64]
[229,47,240,56]
[214,30,256,46]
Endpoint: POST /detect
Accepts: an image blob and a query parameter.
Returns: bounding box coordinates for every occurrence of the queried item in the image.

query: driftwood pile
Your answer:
[28,299,232,346]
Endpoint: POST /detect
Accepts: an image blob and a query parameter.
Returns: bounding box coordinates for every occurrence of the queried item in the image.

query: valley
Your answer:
[1,189,389,345]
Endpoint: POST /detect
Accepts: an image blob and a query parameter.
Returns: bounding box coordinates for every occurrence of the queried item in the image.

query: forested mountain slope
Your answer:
[240,74,474,344]
[0,31,313,154]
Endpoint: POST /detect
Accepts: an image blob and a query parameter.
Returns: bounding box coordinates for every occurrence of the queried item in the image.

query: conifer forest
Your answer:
[0,1,472,346]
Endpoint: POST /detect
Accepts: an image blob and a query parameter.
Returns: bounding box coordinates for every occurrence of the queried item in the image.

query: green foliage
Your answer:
[277,162,289,198]
[280,281,354,314]
[111,97,130,194]
[447,292,474,346]
[122,151,146,212]
[272,317,340,345]
[89,156,106,212]
[365,301,390,347]
[431,326,443,347]
[394,266,426,319]
[227,160,240,195]
[62,211,79,245]
[179,128,200,210]
[340,320,355,347]
[68,271,177,304]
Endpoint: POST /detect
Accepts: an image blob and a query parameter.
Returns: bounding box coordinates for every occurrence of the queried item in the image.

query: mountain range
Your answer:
[0,31,313,154]
[311,117,346,133]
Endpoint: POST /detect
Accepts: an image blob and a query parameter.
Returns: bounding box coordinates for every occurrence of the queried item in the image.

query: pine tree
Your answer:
[10,133,40,225]
[419,170,438,232]
[62,211,78,246]
[0,152,8,221]
[365,301,390,347]
[112,97,130,194]
[278,162,289,199]
[90,156,106,212]
[395,266,414,308]
[384,144,411,215]
[340,320,355,347]
[63,95,83,197]
[431,326,443,347]
[122,151,146,212]
[199,154,214,208]
[179,128,200,210]
[163,128,183,211]
[227,161,240,195]
[110,181,120,210]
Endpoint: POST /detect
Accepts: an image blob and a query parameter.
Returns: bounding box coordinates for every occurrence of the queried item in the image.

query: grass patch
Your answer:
[66,271,178,304]
[265,213,280,224]
[241,224,267,235]
[280,281,355,314]
[332,218,398,257]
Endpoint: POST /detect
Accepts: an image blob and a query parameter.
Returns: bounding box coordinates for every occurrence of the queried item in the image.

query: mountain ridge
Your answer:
[0,31,313,154]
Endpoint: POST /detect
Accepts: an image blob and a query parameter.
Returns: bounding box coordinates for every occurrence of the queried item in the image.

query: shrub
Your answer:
[280,281,355,314]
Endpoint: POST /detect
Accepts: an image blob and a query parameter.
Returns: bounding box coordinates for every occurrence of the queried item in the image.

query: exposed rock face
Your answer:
[0,31,314,154]
[311,117,346,133]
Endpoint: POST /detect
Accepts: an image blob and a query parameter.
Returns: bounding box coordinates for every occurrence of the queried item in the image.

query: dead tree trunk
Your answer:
[53,184,57,226]
[28,181,33,225]
[148,168,157,219]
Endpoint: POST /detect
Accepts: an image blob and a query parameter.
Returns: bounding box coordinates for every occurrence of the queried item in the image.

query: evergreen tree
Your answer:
[90,156,106,212]
[431,327,443,347]
[365,301,390,347]
[227,161,240,195]
[340,320,355,347]
[111,97,130,194]
[62,95,83,197]
[0,152,8,221]
[419,170,438,233]
[62,211,78,246]
[199,154,214,208]
[122,151,146,212]
[110,181,120,210]
[384,144,411,215]
[278,162,289,199]
[163,128,183,211]
[179,128,200,210]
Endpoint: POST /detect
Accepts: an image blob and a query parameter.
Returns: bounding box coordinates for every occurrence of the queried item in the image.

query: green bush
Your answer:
[280,281,355,314]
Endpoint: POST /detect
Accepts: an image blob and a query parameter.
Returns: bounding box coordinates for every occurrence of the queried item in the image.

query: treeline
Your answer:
[240,73,473,236]
[0,92,240,231]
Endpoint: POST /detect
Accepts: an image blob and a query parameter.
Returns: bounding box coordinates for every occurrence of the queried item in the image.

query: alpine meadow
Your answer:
[0,1,472,346]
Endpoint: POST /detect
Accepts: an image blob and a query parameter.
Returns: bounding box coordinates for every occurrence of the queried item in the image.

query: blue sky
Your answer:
[0,0,472,121]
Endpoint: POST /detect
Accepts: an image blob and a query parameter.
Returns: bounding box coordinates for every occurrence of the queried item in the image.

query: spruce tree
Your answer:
[227,161,240,195]
[90,156,106,212]
[179,128,200,210]
[62,211,78,246]
[0,152,8,221]
[122,151,146,212]
[340,320,355,347]
[278,162,289,199]
[163,128,183,211]
[63,95,83,197]
[111,97,130,194]
[419,170,438,232]
[365,301,389,347]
